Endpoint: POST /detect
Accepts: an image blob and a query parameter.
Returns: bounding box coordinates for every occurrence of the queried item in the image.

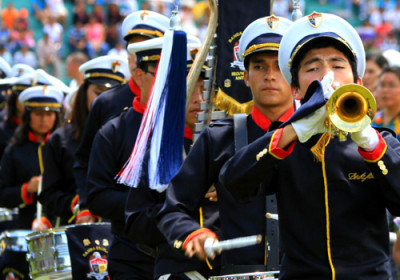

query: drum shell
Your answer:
[208,271,280,280]
[26,227,72,280]
[0,229,31,254]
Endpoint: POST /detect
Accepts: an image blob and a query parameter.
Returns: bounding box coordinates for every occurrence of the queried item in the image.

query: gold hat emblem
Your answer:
[111,61,121,73]
[266,15,280,30]
[140,11,149,22]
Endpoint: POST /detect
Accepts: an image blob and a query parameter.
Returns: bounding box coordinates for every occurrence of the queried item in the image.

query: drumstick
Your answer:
[204,234,262,258]
[36,177,42,229]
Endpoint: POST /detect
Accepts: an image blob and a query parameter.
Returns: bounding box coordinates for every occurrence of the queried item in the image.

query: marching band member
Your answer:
[73,10,169,223]
[220,12,400,279]
[0,85,63,229]
[156,15,294,274]
[86,37,163,280]
[123,35,221,279]
[38,55,129,226]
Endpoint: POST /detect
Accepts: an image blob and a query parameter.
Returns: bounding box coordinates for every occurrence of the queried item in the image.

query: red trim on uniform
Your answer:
[71,195,79,213]
[132,96,146,114]
[184,126,193,140]
[12,116,21,125]
[21,182,34,204]
[129,78,141,98]
[182,228,217,250]
[28,131,51,143]
[358,131,387,162]
[251,105,295,131]
[76,209,99,221]
[269,128,296,159]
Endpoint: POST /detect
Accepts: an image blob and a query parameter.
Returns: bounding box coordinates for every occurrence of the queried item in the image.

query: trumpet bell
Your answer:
[327,84,376,133]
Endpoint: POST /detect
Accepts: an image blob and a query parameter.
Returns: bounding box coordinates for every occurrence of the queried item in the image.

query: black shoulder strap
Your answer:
[233,113,248,152]
[233,112,280,271]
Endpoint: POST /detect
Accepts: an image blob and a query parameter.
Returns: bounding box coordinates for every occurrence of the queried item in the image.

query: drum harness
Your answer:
[226,113,280,273]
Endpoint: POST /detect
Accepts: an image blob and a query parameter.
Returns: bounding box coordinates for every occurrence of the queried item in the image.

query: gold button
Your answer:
[382,169,388,175]
[378,160,384,167]
[379,165,386,170]
[173,240,182,249]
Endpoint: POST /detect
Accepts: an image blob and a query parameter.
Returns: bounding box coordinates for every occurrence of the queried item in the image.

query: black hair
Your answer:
[70,80,90,140]
[290,37,359,88]
[366,52,389,70]
[12,109,62,145]
[380,65,400,80]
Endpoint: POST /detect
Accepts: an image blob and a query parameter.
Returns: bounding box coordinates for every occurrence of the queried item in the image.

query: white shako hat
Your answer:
[19,85,64,112]
[79,55,130,88]
[278,12,366,85]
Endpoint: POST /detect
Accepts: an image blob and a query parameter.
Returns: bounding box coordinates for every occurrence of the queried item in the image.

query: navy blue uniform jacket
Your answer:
[86,107,154,275]
[220,128,400,279]
[39,123,79,225]
[157,116,274,268]
[74,79,139,210]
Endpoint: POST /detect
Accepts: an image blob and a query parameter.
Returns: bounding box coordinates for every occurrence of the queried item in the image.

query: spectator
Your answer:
[107,41,127,58]
[65,52,88,91]
[31,0,46,23]
[85,15,108,57]
[13,44,37,68]
[91,4,104,23]
[0,44,13,65]
[1,3,19,30]
[68,20,88,55]
[37,32,62,79]
[73,0,89,25]
[45,0,67,25]
[107,3,122,25]
[0,23,10,46]
[43,15,63,45]
[179,0,199,37]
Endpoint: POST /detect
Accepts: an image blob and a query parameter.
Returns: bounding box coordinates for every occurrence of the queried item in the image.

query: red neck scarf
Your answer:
[132,96,146,114]
[12,116,21,125]
[129,78,141,98]
[251,105,295,131]
[184,126,193,140]
[28,131,50,143]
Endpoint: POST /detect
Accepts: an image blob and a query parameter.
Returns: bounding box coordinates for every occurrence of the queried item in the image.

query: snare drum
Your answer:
[26,223,112,280]
[26,227,72,280]
[208,271,280,280]
[0,229,31,254]
[0,230,32,280]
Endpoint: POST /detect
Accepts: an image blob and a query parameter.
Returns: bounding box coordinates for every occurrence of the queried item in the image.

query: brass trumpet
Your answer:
[327,84,377,141]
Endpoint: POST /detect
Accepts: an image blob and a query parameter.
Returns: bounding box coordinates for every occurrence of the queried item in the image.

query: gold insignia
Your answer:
[189,48,199,62]
[83,238,91,246]
[256,148,268,161]
[173,240,183,249]
[224,79,231,88]
[111,61,121,73]
[140,11,149,22]
[266,15,280,31]
[307,11,323,28]
[382,169,388,175]
[95,239,100,245]
[102,239,109,247]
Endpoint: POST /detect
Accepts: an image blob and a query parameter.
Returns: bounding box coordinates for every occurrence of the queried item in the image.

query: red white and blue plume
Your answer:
[116,8,187,192]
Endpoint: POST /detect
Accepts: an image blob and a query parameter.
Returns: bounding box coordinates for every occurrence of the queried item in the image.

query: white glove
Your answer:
[321,71,336,99]
[350,125,379,151]
[292,105,329,143]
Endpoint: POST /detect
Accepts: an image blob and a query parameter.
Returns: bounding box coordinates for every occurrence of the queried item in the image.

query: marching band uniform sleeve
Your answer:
[86,124,127,222]
[157,124,229,249]
[39,124,80,223]
[219,130,281,203]
[74,83,135,212]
